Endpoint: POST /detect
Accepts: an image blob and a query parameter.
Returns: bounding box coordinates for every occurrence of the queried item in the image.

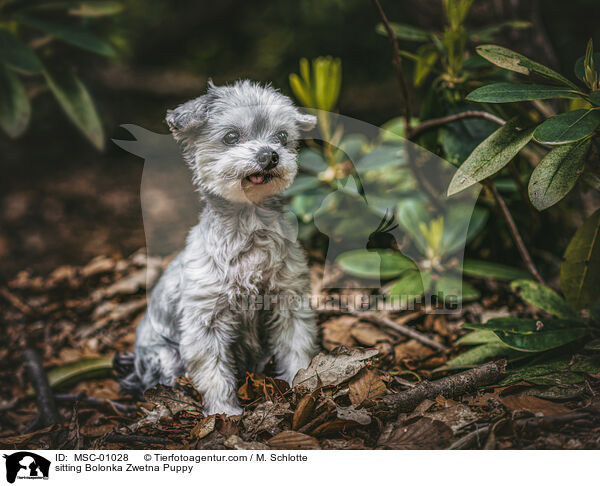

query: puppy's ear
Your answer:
[166,94,212,133]
[296,112,317,132]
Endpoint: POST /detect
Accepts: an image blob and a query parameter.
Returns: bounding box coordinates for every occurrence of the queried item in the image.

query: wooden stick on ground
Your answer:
[23,349,60,429]
[382,361,506,413]
[356,311,448,352]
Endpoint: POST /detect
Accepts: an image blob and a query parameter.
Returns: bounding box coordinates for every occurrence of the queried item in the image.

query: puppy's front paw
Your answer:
[204,402,244,417]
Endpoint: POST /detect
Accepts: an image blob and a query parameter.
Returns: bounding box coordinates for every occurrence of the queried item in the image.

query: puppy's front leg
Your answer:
[270,302,318,386]
[179,315,242,416]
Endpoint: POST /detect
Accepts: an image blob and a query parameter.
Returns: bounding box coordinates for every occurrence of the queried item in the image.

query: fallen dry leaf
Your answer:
[348,368,387,405]
[500,395,570,416]
[335,404,371,425]
[190,415,216,440]
[242,401,291,437]
[351,321,392,346]
[267,430,320,449]
[394,339,434,362]
[378,417,453,449]
[322,316,357,351]
[292,392,317,430]
[293,348,379,392]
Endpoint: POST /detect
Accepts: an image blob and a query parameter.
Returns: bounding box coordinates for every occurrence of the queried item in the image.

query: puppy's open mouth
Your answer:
[245,172,275,185]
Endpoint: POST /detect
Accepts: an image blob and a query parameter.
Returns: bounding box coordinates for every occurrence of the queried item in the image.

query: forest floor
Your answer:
[2,248,600,450]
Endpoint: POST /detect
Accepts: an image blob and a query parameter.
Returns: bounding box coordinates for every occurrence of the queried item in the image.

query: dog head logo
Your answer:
[3,452,51,483]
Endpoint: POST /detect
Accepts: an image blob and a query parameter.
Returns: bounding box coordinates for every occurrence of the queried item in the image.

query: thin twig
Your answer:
[355,311,448,352]
[23,349,61,429]
[54,393,138,415]
[486,182,546,285]
[382,360,506,413]
[372,0,412,128]
[408,111,507,140]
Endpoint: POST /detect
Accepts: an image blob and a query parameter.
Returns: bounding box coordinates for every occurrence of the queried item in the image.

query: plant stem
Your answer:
[372,0,412,132]
[486,181,546,285]
[408,110,506,140]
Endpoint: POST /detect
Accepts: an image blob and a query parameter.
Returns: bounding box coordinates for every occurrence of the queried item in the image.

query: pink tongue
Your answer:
[249,175,265,184]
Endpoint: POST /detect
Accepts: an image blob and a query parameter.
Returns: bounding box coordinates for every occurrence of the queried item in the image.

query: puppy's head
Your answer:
[166,80,317,203]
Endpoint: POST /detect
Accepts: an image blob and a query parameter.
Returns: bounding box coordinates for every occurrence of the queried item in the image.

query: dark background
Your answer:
[2,0,599,279]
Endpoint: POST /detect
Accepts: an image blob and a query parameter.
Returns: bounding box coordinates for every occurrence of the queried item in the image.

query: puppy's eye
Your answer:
[275,130,288,145]
[223,131,240,145]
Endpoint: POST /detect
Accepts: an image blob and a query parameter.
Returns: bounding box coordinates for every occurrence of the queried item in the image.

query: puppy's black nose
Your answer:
[256,148,279,170]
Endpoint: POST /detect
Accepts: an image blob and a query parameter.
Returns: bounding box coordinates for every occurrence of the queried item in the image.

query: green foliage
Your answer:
[447,118,534,195]
[464,317,588,352]
[44,66,105,150]
[560,208,600,310]
[377,0,529,88]
[462,259,530,281]
[510,279,580,319]
[534,109,600,144]
[528,139,590,210]
[0,63,30,137]
[0,0,120,147]
[475,44,579,90]
[464,41,600,211]
[336,250,416,280]
[466,82,580,103]
[289,56,341,112]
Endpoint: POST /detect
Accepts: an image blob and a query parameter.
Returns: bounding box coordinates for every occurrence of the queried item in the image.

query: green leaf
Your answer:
[441,205,488,255]
[447,118,534,196]
[464,317,588,352]
[0,63,31,138]
[510,279,579,319]
[468,21,531,43]
[388,270,432,298]
[356,145,404,172]
[297,149,327,173]
[438,104,498,166]
[336,249,416,280]
[396,198,430,253]
[375,22,430,42]
[43,67,105,150]
[19,16,115,56]
[525,373,585,386]
[414,44,438,86]
[68,1,124,17]
[462,259,530,281]
[435,276,480,303]
[26,356,113,395]
[575,53,600,82]
[533,109,600,144]
[466,82,580,103]
[528,139,590,210]
[456,330,502,346]
[441,342,515,370]
[560,208,600,310]
[590,91,600,106]
[476,44,579,90]
[0,30,43,73]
